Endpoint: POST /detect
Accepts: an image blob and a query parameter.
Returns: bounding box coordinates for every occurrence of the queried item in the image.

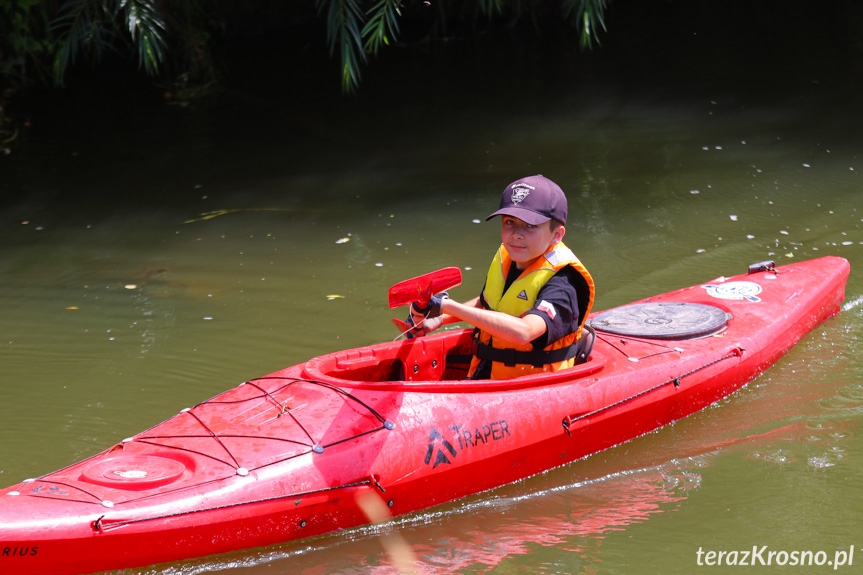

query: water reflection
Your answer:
[134,457,698,575]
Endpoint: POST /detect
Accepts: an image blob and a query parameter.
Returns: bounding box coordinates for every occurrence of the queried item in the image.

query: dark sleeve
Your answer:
[524,267,580,350]
[478,281,489,309]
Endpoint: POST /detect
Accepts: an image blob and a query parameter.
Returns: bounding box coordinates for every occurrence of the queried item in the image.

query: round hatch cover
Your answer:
[81,455,187,491]
[589,302,731,340]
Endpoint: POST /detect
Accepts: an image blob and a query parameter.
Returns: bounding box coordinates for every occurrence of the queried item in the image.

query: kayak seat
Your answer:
[398,335,450,381]
[573,325,596,366]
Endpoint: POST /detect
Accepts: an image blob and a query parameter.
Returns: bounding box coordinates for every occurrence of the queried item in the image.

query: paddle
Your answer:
[387,267,462,309]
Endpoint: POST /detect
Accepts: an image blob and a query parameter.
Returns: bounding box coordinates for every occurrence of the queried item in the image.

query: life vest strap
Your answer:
[474,339,579,368]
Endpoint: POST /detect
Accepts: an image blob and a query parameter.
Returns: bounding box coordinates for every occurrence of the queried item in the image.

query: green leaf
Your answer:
[362,0,401,55]
[564,0,608,49]
[318,0,366,92]
[119,0,167,76]
[51,0,117,85]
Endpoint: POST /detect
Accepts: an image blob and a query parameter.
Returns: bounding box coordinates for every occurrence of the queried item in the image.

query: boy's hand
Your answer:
[410,292,448,319]
[402,313,444,338]
[403,314,423,338]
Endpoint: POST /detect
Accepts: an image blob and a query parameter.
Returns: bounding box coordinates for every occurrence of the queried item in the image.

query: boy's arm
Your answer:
[440,298,548,345]
[410,296,549,344]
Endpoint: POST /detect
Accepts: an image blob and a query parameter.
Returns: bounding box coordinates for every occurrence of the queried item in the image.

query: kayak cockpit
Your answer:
[301,328,605,391]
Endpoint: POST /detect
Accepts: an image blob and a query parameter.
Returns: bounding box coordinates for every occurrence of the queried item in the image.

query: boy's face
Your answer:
[500,216,566,269]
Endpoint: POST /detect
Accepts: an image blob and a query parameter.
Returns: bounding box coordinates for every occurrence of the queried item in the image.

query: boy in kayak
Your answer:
[408,174,595,379]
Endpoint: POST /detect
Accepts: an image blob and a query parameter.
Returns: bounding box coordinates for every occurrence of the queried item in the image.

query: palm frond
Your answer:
[564,0,608,49]
[362,0,401,55]
[50,0,117,84]
[478,0,505,19]
[118,0,167,76]
[318,0,366,92]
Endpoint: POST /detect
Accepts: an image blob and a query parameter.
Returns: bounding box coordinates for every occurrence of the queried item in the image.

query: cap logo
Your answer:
[510,183,534,205]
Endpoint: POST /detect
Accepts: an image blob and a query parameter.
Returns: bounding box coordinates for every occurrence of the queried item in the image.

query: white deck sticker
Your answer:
[702,281,762,302]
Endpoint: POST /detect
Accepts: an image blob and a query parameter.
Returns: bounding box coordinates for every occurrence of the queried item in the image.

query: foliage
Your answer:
[0,0,612,152]
[1,0,52,85]
[50,0,169,84]
[317,0,366,93]
[0,0,611,108]
[362,0,401,55]
[0,0,218,91]
[1,0,53,150]
[564,0,607,49]
[317,0,611,92]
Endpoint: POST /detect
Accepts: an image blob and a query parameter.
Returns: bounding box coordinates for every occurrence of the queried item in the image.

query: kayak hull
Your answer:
[0,256,850,575]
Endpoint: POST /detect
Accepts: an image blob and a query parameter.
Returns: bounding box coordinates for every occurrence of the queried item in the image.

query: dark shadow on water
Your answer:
[4,0,863,228]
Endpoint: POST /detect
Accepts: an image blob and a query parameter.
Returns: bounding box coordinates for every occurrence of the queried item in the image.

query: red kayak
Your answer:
[0,256,850,575]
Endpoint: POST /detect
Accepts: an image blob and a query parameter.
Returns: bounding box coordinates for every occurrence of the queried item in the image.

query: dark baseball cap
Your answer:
[485,175,568,225]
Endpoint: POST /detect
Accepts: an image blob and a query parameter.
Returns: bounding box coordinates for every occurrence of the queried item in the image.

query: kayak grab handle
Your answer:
[748,260,777,275]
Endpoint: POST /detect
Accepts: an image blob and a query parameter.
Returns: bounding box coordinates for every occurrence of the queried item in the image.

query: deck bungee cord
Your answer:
[15,376,395,509]
[562,347,745,436]
[593,332,687,362]
[91,475,388,533]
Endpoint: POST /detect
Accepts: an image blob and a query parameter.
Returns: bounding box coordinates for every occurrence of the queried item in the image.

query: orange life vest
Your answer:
[467,241,595,379]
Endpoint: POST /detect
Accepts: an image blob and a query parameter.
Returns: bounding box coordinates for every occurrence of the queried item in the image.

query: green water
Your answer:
[2,26,863,575]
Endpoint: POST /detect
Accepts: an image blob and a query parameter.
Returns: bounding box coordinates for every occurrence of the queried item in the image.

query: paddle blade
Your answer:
[388,267,462,309]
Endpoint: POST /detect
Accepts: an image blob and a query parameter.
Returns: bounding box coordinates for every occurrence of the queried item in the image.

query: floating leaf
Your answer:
[335,237,351,244]
[184,208,299,224]
[326,294,345,300]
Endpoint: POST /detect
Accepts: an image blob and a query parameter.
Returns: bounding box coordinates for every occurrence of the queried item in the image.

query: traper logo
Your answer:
[424,420,512,468]
[424,427,457,468]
